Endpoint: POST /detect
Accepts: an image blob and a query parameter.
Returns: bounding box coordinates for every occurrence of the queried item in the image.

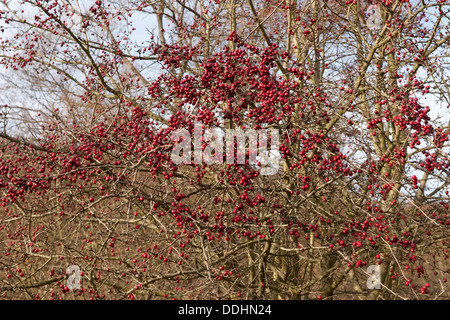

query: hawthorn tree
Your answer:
[0,0,449,300]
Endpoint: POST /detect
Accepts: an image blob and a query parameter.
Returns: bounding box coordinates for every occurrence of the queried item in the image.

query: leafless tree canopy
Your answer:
[0,0,449,300]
